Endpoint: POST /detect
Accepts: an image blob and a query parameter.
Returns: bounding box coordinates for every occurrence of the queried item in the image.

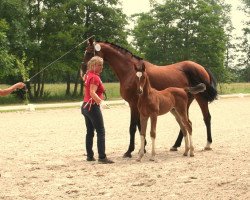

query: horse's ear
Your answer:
[88,38,94,45]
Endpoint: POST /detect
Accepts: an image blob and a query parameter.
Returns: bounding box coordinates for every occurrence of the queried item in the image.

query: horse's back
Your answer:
[144,60,211,90]
[145,63,189,89]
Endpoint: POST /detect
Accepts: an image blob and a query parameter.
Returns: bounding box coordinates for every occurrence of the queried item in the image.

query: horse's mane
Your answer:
[97,40,143,61]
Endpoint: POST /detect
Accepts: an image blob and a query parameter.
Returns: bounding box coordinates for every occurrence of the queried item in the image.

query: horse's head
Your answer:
[134,61,147,95]
[82,38,104,74]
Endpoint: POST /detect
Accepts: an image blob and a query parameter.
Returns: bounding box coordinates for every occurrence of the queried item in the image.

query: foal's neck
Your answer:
[142,76,153,97]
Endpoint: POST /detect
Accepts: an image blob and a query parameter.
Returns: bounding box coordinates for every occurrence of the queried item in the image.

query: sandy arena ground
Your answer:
[0,97,249,200]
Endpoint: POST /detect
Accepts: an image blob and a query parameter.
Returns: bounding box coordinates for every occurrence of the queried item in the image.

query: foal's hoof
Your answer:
[123,152,132,158]
[183,153,188,156]
[149,158,155,161]
[204,147,212,151]
[190,154,194,157]
[170,146,178,151]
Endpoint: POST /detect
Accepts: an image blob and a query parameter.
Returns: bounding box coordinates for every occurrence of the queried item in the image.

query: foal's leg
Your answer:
[171,97,194,151]
[179,111,194,156]
[171,110,190,156]
[149,115,157,161]
[175,97,195,157]
[137,115,149,162]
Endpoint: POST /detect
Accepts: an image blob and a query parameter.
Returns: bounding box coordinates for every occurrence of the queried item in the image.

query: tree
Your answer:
[132,0,232,82]
[41,0,128,96]
[237,0,250,82]
[0,19,15,79]
[1,0,129,99]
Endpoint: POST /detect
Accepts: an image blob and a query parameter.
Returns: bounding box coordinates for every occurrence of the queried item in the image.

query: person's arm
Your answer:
[89,84,102,104]
[0,82,25,96]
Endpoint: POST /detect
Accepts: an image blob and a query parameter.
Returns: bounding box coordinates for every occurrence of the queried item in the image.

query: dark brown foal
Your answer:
[135,63,206,161]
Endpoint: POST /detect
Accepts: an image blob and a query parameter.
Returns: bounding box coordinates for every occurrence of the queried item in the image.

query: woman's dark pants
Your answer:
[81,103,106,159]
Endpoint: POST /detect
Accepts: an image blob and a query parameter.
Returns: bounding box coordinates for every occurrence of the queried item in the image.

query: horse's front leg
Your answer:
[123,105,140,158]
[137,115,148,162]
[149,115,157,161]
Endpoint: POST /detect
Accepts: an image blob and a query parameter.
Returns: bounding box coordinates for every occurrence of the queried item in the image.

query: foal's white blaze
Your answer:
[136,71,143,94]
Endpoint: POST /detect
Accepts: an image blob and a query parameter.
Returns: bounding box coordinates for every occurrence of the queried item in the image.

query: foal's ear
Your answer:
[141,63,146,72]
[134,63,139,72]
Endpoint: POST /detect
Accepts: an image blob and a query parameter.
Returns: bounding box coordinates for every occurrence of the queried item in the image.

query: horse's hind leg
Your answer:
[195,95,212,150]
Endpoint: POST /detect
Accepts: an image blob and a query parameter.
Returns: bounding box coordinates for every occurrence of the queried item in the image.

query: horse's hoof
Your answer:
[190,154,194,157]
[183,153,188,156]
[170,147,178,151]
[123,152,132,158]
[149,158,155,161]
[136,158,142,162]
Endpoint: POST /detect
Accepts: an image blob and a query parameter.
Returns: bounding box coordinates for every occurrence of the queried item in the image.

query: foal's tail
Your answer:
[185,83,206,94]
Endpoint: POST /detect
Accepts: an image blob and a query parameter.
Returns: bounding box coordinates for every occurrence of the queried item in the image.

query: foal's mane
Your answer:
[97,40,143,61]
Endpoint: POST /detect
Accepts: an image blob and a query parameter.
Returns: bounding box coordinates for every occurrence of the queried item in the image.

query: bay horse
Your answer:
[135,62,206,161]
[82,38,217,158]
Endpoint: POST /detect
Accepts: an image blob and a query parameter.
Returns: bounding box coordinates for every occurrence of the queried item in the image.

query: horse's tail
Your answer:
[182,66,218,102]
[185,83,206,94]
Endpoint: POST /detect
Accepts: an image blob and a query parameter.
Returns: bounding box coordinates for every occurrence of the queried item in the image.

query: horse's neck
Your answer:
[102,46,135,83]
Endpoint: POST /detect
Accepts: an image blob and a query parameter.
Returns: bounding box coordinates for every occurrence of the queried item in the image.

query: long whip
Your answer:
[27,35,95,82]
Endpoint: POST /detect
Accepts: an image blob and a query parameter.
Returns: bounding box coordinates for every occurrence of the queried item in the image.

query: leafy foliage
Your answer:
[236,0,250,82]
[132,0,231,82]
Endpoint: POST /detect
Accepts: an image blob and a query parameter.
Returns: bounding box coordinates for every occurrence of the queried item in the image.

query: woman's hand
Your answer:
[100,101,110,109]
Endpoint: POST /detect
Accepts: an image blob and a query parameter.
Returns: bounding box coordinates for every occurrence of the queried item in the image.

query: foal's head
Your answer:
[135,62,148,95]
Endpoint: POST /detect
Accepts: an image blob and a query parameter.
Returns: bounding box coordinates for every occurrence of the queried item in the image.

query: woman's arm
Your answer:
[89,84,102,104]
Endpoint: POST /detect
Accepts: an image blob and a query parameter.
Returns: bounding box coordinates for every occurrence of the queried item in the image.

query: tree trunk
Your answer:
[39,72,44,97]
[66,72,71,96]
[34,72,41,98]
[73,69,80,96]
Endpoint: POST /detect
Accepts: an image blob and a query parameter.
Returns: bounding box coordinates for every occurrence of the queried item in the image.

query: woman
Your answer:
[0,82,25,96]
[81,56,114,164]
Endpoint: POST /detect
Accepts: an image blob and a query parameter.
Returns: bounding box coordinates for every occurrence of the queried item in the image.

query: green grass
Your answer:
[1,82,249,105]
[0,82,121,105]
[218,83,250,94]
